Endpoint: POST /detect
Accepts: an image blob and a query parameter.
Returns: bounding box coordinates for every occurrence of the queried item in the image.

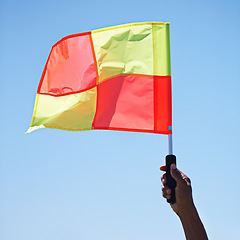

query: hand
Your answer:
[160,164,194,216]
[160,164,209,239]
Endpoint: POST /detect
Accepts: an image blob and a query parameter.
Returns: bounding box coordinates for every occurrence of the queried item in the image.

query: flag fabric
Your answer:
[27,22,172,135]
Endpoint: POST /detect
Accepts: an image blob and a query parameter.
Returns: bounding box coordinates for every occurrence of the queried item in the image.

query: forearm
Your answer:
[178,205,208,240]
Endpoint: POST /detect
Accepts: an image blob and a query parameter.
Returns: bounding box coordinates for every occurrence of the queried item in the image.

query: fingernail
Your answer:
[172,164,176,169]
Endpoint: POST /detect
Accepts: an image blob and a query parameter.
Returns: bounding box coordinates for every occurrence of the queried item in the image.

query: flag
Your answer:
[27,22,172,135]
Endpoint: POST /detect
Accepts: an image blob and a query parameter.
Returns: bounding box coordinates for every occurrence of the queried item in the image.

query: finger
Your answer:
[175,168,191,185]
[170,164,187,187]
[161,173,167,184]
[162,185,171,195]
[162,190,171,199]
[160,165,166,171]
[174,167,190,180]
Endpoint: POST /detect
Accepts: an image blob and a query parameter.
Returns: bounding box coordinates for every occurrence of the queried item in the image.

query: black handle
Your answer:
[166,154,177,204]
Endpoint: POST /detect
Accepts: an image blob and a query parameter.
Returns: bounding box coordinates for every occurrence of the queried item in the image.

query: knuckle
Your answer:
[186,177,191,184]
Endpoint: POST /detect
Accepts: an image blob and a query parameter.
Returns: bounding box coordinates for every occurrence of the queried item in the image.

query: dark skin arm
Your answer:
[160,164,208,240]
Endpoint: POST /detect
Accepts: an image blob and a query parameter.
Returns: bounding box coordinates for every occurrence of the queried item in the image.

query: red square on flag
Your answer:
[93,75,154,132]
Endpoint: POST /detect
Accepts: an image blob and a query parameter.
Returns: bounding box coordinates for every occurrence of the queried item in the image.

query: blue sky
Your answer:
[0,0,239,239]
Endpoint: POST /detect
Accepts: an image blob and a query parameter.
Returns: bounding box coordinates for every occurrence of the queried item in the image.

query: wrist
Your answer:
[177,202,197,219]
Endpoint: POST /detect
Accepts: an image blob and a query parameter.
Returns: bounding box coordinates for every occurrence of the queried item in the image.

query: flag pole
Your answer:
[166,133,176,203]
[168,133,173,155]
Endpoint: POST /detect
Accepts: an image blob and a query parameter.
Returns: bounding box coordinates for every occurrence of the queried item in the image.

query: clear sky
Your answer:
[0,0,239,239]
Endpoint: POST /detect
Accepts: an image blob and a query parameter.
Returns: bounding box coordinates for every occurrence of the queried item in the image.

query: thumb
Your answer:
[170,164,185,186]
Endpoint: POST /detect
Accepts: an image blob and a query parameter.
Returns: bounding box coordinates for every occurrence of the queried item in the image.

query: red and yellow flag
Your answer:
[27,22,172,135]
